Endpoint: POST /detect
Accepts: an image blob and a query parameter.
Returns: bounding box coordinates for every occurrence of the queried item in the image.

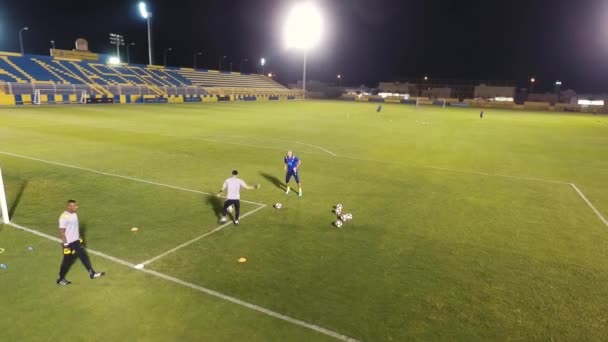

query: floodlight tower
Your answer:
[284,2,323,99]
[139,2,153,65]
[260,57,266,75]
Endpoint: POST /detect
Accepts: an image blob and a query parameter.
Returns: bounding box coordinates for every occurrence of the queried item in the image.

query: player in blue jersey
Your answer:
[284,150,302,197]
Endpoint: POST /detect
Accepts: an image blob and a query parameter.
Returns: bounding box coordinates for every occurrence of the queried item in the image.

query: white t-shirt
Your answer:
[59,211,80,244]
[223,176,247,200]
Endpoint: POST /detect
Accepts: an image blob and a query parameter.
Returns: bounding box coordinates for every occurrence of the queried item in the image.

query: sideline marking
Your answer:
[571,183,608,227]
[0,151,265,206]
[6,221,359,342]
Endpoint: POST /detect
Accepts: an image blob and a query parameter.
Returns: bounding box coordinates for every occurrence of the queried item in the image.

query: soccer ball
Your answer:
[335,208,342,215]
[274,203,282,209]
[334,220,343,228]
[336,203,343,210]
[345,213,353,220]
[227,206,234,213]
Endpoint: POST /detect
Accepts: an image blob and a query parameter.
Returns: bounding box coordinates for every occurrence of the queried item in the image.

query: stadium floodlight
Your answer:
[268,73,273,78]
[138,2,153,65]
[50,40,56,49]
[19,27,29,55]
[424,76,429,81]
[555,81,562,86]
[108,56,121,65]
[260,58,266,66]
[283,2,324,99]
[530,77,535,83]
[0,165,9,224]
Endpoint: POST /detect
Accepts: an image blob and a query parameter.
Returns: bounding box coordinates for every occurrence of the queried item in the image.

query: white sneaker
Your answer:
[219,217,228,223]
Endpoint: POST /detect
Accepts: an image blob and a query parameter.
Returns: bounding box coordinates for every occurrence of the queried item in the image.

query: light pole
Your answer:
[260,57,266,75]
[284,3,323,99]
[163,48,172,67]
[529,77,535,93]
[19,27,29,55]
[127,42,136,64]
[193,52,203,69]
[138,2,153,65]
[555,81,562,103]
[337,74,341,86]
[50,40,56,49]
[239,58,248,72]
[218,55,226,71]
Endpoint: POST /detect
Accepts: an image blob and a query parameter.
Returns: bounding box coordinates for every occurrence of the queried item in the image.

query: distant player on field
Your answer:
[284,150,302,197]
[377,104,382,112]
[57,200,105,286]
[217,170,259,226]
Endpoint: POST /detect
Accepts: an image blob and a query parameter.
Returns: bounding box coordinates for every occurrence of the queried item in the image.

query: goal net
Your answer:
[34,89,87,105]
[0,166,9,224]
[416,97,447,109]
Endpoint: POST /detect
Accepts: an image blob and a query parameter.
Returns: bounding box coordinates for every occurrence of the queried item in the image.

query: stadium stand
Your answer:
[0,51,301,105]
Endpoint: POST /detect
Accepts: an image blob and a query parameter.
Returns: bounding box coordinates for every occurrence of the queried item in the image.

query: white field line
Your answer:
[338,154,571,185]
[6,221,359,342]
[570,183,608,227]
[268,138,336,156]
[0,151,265,206]
[140,204,267,266]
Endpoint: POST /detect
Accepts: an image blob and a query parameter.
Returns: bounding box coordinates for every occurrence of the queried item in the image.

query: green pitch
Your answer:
[1,101,607,341]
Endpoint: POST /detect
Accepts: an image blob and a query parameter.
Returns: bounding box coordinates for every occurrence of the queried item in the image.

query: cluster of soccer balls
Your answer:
[334,204,353,228]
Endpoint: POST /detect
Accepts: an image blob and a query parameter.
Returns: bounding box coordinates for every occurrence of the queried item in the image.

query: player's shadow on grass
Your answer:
[8,180,28,218]
[259,172,284,191]
[205,195,234,221]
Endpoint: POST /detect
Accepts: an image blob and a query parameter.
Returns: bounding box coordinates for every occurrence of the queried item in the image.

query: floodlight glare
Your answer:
[139,2,149,19]
[261,58,266,66]
[283,2,323,50]
[108,56,121,65]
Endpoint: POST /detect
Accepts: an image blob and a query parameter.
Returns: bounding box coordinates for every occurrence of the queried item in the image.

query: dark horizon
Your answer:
[0,0,606,93]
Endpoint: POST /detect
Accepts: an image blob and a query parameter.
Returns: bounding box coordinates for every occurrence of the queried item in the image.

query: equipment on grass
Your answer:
[274,203,282,209]
[0,263,7,269]
[238,257,247,263]
[416,97,446,109]
[0,248,5,255]
[335,208,342,215]
[228,205,234,213]
[334,220,343,228]
[131,227,139,232]
[336,204,343,210]
[134,264,144,269]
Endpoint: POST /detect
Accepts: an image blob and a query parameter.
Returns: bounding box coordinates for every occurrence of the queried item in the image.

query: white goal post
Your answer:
[416,97,447,109]
[0,166,9,224]
[34,89,87,105]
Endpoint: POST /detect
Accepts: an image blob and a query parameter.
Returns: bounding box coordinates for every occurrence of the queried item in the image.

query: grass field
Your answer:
[1,100,608,341]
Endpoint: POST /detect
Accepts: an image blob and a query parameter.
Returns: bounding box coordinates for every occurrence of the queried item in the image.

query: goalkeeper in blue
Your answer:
[284,150,302,197]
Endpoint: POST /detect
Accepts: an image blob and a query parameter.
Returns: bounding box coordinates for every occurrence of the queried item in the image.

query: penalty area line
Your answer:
[140,204,267,266]
[0,151,265,207]
[570,183,608,227]
[5,221,359,342]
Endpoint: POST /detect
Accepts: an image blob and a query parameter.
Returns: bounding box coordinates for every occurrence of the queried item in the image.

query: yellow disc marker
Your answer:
[238,257,247,263]
[131,227,139,232]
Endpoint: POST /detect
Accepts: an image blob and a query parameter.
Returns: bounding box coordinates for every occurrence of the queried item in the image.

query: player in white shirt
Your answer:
[217,170,259,226]
[56,200,105,286]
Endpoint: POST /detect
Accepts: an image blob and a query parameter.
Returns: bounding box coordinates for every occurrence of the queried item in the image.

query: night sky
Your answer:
[0,0,606,92]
